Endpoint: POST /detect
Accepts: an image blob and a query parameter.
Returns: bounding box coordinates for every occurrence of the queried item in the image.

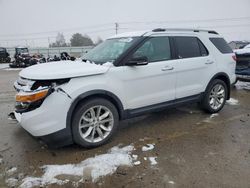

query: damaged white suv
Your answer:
[13,28,236,148]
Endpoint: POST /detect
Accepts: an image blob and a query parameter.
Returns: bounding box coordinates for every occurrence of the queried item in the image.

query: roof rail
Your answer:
[152,28,166,32]
[152,28,218,35]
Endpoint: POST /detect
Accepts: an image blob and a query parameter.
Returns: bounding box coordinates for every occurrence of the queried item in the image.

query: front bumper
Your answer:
[14,90,72,138]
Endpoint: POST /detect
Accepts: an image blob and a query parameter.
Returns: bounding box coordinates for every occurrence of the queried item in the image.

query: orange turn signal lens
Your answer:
[16,89,49,103]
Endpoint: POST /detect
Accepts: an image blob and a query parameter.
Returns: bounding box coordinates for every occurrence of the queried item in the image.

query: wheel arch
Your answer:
[66,90,125,130]
[206,72,231,100]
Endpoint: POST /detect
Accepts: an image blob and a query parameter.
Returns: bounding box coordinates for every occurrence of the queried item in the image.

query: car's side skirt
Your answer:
[123,94,203,119]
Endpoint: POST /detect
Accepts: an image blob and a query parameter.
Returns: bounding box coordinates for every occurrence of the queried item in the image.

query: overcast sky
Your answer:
[0,0,250,47]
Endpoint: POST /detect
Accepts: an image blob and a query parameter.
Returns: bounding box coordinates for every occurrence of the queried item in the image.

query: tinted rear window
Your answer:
[209,38,233,54]
[175,37,208,58]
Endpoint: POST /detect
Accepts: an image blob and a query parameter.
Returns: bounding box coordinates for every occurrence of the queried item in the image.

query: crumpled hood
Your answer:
[19,60,111,80]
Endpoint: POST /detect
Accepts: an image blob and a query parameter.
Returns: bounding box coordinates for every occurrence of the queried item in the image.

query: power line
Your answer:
[0,28,115,42]
[119,16,250,25]
[0,23,115,38]
[0,16,249,38]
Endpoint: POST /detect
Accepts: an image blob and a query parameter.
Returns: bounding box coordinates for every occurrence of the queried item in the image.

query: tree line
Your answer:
[49,32,103,47]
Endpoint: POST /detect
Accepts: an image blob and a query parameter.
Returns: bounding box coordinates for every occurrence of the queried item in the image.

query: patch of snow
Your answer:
[142,144,155,151]
[210,113,219,119]
[20,145,134,188]
[102,62,114,67]
[168,180,175,184]
[133,161,141,166]
[0,158,3,164]
[132,155,138,160]
[148,157,157,165]
[234,48,250,55]
[5,178,18,187]
[6,167,17,176]
[144,157,147,161]
[235,81,250,91]
[226,98,239,105]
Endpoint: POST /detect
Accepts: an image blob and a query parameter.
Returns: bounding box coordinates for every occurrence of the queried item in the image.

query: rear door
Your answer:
[173,36,217,99]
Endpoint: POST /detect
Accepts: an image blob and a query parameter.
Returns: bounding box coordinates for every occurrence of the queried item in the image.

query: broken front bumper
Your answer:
[13,91,72,137]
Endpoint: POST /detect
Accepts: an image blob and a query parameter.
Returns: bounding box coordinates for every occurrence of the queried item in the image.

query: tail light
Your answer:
[232,55,237,62]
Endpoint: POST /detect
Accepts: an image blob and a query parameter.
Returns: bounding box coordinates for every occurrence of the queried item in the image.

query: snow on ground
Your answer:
[235,81,250,91]
[133,161,141,166]
[202,113,219,123]
[20,145,134,188]
[142,144,155,151]
[132,155,138,160]
[148,157,158,165]
[6,167,17,176]
[226,98,239,105]
[168,180,175,184]
[0,64,9,69]
[210,113,219,119]
[5,178,18,187]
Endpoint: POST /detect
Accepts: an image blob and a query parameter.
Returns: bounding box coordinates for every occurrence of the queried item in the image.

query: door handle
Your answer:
[205,60,214,65]
[162,66,174,71]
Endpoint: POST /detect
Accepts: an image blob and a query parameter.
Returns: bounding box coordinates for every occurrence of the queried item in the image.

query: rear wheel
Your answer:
[200,79,228,113]
[72,98,119,148]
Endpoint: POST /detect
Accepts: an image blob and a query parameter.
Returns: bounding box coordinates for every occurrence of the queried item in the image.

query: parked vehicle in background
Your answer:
[234,44,250,82]
[0,47,11,63]
[9,47,32,68]
[12,28,236,148]
[29,53,46,65]
[46,52,76,62]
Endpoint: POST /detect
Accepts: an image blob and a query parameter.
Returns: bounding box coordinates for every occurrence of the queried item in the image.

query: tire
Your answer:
[72,98,119,148]
[200,79,228,113]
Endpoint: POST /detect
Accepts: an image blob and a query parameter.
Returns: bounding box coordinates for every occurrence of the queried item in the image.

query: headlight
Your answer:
[16,89,49,103]
[15,89,49,113]
[14,78,70,113]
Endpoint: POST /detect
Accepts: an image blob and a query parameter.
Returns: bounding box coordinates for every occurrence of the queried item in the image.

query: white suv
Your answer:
[13,28,236,148]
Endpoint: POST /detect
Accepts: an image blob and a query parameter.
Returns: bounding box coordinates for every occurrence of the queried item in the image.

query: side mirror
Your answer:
[126,56,148,66]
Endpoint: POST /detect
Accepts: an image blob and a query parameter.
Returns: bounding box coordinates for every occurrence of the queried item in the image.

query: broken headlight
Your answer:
[14,78,70,113]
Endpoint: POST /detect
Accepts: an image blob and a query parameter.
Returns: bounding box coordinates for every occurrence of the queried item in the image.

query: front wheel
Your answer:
[200,79,228,113]
[72,98,119,148]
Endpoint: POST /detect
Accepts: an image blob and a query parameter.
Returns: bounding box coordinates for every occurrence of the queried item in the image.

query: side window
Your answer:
[132,37,171,62]
[209,38,233,54]
[175,36,205,58]
[197,39,209,56]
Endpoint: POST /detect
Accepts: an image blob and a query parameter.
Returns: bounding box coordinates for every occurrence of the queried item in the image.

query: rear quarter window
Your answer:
[209,38,233,54]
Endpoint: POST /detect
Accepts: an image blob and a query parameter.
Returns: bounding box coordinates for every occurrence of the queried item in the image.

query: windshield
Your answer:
[16,48,28,54]
[82,37,139,64]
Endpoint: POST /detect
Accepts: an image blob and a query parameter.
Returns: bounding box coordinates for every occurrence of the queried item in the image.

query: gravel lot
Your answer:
[0,68,250,188]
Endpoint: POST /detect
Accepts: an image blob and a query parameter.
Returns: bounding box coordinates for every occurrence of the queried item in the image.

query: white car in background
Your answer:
[12,28,236,148]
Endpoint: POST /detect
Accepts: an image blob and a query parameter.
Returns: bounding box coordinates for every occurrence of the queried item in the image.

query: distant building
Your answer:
[229,41,250,49]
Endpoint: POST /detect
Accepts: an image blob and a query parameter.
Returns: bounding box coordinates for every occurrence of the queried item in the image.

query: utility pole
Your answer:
[48,37,51,48]
[115,22,119,35]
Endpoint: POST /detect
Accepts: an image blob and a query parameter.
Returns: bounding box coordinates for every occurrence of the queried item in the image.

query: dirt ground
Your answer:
[0,68,250,188]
